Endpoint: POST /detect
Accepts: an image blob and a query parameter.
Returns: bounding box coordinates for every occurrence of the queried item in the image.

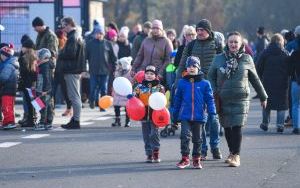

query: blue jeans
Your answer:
[180,121,202,157]
[201,114,220,155]
[291,81,300,129]
[142,121,160,156]
[262,108,285,128]
[89,74,109,105]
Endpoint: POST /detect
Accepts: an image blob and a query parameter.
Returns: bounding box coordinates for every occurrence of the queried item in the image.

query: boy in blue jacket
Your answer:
[173,56,216,169]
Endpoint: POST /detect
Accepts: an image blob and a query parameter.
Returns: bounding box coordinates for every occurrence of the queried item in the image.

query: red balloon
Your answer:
[152,108,170,128]
[126,96,146,121]
[134,71,145,83]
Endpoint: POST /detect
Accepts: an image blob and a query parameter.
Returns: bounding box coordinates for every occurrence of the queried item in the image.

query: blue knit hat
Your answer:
[37,48,51,60]
[185,56,201,70]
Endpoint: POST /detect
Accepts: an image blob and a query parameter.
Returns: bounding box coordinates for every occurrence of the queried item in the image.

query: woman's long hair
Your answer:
[23,48,37,72]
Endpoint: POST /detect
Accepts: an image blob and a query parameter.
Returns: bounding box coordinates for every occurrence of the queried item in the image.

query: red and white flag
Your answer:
[31,97,45,112]
[26,88,36,100]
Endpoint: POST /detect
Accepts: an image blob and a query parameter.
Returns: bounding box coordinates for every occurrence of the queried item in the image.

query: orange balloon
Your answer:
[98,95,113,109]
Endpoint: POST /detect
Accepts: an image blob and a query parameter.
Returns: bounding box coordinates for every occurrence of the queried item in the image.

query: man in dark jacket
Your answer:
[175,19,223,160]
[32,17,58,127]
[131,21,152,61]
[254,26,269,63]
[85,26,117,109]
[59,17,86,129]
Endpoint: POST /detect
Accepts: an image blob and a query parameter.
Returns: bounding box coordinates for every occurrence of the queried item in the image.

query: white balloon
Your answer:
[113,77,132,96]
[0,24,5,31]
[149,92,167,110]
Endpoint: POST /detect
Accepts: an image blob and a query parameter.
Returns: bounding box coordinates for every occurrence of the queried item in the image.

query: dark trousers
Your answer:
[180,121,203,157]
[114,105,129,120]
[224,126,242,155]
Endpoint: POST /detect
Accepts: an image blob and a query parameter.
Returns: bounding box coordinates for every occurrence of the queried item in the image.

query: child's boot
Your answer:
[125,114,130,127]
[176,155,190,169]
[111,117,121,127]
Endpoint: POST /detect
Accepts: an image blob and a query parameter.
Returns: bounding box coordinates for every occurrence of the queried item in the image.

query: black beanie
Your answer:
[21,34,30,45]
[257,26,265,35]
[196,19,212,33]
[32,17,44,27]
[22,39,35,49]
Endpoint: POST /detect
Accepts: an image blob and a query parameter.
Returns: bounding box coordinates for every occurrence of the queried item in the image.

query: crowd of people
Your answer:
[0,16,300,169]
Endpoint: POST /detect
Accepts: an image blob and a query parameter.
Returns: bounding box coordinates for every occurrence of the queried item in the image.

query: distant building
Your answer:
[0,0,107,48]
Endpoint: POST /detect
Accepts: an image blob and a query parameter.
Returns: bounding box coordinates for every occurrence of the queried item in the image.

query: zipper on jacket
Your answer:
[191,79,195,120]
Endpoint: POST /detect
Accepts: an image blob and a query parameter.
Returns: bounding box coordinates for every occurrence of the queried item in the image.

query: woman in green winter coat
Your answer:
[208,32,268,167]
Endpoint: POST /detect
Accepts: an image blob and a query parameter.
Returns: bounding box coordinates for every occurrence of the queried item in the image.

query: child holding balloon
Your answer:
[112,57,134,127]
[172,56,216,169]
[133,65,165,163]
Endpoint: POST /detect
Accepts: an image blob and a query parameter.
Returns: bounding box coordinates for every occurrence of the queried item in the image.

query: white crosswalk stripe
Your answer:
[0,142,22,148]
[22,134,50,139]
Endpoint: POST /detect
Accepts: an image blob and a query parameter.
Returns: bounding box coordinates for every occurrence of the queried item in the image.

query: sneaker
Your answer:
[2,123,17,130]
[146,155,153,163]
[152,150,161,163]
[292,128,300,135]
[192,156,202,169]
[277,127,284,133]
[260,123,268,131]
[46,123,53,130]
[89,102,95,109]
[34,123,47,131]
[225,153,234,163]
[100,108,106,112]
[176,156,190,169]
[200,152,207,161]
[212,148,222,159]
[228,154,240,167]
[61,119,80,129]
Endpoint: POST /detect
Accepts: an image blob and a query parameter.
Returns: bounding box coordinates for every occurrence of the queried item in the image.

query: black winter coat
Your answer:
[18,54,37,90]
[257,44,289,110]
[117,41,131,59]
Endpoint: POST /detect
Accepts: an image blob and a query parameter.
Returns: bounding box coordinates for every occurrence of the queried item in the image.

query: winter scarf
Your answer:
[220,45,245,78]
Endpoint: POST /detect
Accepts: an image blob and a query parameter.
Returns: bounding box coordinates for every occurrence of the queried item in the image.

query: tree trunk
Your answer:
[140,0,148,22]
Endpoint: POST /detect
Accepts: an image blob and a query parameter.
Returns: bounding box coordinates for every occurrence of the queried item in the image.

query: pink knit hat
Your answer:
[107,29,118,40]
[152,19,163,30]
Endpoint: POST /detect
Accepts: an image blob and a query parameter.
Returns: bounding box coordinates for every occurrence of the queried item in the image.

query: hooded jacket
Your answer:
[0,56,19,96]
[173,73,216,122]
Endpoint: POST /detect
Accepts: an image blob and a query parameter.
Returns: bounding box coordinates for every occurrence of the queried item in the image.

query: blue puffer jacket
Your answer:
[0,56,19,96]
[172,73,216,122]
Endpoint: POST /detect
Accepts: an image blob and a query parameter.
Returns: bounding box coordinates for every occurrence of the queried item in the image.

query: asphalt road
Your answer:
[0,99,299,188]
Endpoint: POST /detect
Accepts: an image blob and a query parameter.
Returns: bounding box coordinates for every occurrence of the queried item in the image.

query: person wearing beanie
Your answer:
[132,19,173,78]
[32,48,53,130]
[254,26,269,63]
[173,55,215,169]
[131,21,153,60]
[118,26,131,59]
[111,56,134,127]
[196,19,212,37]
[175,18,223,161]
[85,22,117,110]
[0,44,19,130]
[18,37,37,127]
[133,64,165,163]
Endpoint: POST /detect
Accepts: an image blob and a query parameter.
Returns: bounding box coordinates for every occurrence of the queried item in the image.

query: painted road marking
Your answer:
[22,134,50,139]
[94,117,112,121]
[0,142,22,148]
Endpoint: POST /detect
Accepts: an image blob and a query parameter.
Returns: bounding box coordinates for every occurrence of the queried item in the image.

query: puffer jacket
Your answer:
[0,56,19,96]
[172,73,216,123]
[133,79,165,121]
[133,35,173,76]
[208,50,268,128]
[175,32,223,84]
